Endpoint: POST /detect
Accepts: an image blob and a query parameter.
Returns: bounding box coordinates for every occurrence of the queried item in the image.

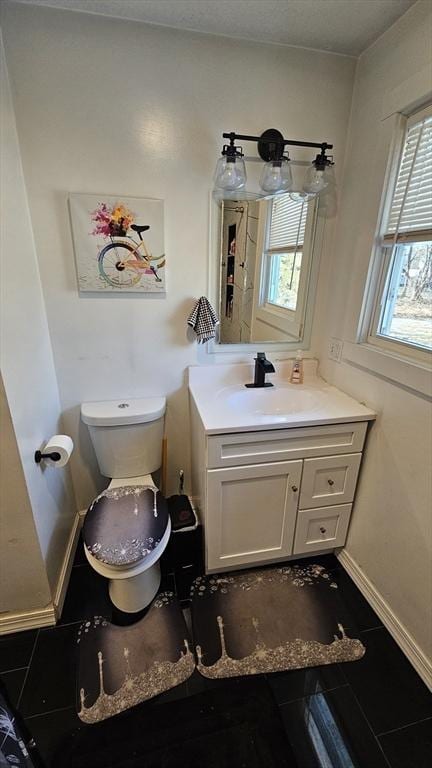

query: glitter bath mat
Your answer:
[191,563,365,679]
[77,592,194,723]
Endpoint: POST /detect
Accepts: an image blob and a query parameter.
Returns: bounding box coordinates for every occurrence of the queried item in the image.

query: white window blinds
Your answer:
[384,107,432,244]
[268,196,308,252]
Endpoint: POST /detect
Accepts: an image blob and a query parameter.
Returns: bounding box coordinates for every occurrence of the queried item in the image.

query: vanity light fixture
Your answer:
[214,128,333,198]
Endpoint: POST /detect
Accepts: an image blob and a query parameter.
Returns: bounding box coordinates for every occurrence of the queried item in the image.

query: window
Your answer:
[369,105,432,357]
[256,195,316,338]
[265,195,308,311]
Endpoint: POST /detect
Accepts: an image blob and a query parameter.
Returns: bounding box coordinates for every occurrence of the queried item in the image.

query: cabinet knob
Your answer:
[327,478,335,486]
[320,527,326,534]
[291,485,298,492]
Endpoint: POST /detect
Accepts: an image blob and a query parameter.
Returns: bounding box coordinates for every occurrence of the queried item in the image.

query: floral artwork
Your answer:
[69,194,165,292]
[91,202,135,238]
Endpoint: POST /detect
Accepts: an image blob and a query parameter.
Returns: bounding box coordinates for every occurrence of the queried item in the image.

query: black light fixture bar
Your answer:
[223,132,332,151]
[222,130,333,164]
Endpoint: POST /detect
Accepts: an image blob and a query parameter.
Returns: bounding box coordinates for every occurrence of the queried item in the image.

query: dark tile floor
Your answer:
[0,540,431,768]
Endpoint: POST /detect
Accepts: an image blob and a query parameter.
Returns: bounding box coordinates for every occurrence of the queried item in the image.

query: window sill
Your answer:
[256,304,300,338]
[342,340,432,398]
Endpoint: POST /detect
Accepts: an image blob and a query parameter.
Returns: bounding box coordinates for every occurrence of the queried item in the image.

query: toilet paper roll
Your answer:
[43,435,74,467]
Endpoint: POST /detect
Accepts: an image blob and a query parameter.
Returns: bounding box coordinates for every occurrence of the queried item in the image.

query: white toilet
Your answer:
[80,397,171,613]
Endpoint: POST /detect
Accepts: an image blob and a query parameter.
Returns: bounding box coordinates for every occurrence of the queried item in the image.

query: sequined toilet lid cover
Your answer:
[83,485,169,567]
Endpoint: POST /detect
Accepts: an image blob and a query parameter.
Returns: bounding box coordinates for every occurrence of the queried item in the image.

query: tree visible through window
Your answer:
[268,251,303,310]
[371,104,432,353]
[264,195,309,312]
[380,241,432,348]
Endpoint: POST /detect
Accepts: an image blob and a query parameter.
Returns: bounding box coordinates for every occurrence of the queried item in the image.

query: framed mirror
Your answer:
[209,192,324,347]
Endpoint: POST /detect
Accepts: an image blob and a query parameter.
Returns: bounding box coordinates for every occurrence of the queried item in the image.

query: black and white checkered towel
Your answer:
[187,297,219,343]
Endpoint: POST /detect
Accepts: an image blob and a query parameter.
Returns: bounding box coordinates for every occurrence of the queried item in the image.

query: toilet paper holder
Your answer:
[34,435,73,467]
[34,450,61,464]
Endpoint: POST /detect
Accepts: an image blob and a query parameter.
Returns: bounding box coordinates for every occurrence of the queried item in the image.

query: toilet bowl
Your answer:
[81,397,170,613]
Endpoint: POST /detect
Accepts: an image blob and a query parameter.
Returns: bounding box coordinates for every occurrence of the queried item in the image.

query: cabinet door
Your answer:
[299,453,361,509]
[206,460,302,572]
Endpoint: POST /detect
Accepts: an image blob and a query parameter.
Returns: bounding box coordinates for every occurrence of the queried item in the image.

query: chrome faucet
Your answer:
[245,352,275,388]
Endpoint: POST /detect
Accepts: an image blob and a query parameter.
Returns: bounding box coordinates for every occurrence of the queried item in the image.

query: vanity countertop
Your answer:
[188,361,376,435]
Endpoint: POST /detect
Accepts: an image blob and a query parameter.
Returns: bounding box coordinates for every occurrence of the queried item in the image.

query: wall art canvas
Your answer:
[69,193,165,292]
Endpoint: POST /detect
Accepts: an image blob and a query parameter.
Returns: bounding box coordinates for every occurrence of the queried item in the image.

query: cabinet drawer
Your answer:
[299,453,361,509]
[207,422,367,469]
[293,504,351,554]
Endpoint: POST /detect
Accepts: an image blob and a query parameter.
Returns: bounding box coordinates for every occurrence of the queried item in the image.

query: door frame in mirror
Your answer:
[206,192,325,355]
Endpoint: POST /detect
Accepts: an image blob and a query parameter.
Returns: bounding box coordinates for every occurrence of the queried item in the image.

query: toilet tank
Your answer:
[81,397,166,478]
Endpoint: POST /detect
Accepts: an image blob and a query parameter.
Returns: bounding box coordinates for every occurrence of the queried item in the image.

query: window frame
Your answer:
[255,196,318,339]
[365,104,432,365]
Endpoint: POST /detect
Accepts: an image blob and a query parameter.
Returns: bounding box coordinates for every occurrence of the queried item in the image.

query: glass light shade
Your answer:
[214,155,247,191]
[289,191,316,203]
[260,158,293,193]
[303,163,329,194]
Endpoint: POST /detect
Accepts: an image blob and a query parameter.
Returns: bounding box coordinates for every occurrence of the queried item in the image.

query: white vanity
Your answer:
[189,360,375,573]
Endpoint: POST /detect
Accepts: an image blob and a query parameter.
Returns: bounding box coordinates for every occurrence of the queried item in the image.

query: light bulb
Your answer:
[260,157,292,193]
[303,163,328,194]
[214,156,246,191]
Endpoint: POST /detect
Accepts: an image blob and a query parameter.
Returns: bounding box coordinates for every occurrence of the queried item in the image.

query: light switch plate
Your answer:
[329,337,343,362]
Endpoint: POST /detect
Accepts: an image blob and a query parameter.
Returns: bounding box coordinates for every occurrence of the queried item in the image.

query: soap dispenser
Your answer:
[290,350,304,384]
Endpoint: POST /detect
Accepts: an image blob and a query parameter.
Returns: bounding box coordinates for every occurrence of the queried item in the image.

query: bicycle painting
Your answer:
[69,194,165,292]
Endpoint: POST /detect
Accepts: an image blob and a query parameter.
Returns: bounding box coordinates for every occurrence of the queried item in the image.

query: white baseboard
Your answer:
[0,604,56,635]
[338,549,432,691]
[53,511,83,618]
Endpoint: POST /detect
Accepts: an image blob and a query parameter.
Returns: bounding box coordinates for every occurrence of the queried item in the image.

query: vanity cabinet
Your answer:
[190,407,370,573]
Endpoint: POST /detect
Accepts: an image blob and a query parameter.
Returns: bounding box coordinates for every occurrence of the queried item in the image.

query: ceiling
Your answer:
[10,0,418,56]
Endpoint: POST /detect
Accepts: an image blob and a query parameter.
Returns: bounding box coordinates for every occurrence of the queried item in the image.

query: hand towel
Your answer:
[187,297,219,343]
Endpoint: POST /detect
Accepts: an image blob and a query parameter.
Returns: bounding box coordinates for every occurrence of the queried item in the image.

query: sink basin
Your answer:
[221,386,321,416]
[188,361,376,434]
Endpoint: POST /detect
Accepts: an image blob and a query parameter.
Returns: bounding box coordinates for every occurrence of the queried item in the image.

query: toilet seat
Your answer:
[83,484,169,569]
[84,519,171,580]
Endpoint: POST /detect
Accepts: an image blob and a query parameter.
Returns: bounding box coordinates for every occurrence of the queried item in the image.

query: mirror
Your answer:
[214,193,322,345]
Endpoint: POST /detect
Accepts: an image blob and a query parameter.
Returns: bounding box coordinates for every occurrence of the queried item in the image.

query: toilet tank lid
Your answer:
[81,397,166,426]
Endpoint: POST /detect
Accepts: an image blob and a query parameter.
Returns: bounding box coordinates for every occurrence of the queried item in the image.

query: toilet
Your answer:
[80,397,171,613]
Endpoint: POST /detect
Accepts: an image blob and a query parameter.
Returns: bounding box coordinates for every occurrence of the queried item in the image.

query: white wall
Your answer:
[0,1,356,509]
[0,376,52,613]
[0,34,77,597]
[317,0,432,666]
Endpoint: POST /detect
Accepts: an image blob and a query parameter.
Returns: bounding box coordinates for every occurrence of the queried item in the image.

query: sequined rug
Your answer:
[59,678,296,768]
[191,563,365,678]
[77,592,194,723]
